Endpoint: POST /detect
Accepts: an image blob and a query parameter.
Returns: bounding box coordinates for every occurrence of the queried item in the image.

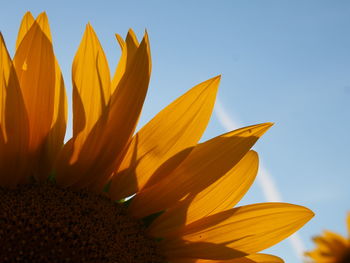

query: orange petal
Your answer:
[71,23,111,143]
[13,19,56,173]
[14,12,67,179]
[148,151,258,238]
[169,253,283,263]
[15,12,34,50]
[109,76,220,200]
[55,23,111,185]
[347,212,350,237]
[245,254,284,263]
[0,33,29,186]
[82,32,151,189]
[111,29,139,93]
[163,203,313,259]
[56,31,150,189]
[129,123,272,218]
[34,13,67,179]
[162,241,246,260]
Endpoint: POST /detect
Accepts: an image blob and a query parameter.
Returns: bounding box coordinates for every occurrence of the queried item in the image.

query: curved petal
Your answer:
[163,241,246,261]
[55,23,111,185]
[169,253,283,263]
[71,23,111,144]
[35,13,67,179]
[244,254,284,263]
[111,29,139,93]
[15,12,34,49]
[13,18,56,174]
[13,12,67,179]
[109,76,220,200]
[347,212,350,237]
[129,123,272,218]
[148,151,258,238]
[82,32,151,189]
[162,203,313,259]
[56,31,151,189]
[0,33,29,186]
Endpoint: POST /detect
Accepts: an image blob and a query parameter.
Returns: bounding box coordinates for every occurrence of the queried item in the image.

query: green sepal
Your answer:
[142,210,164,228]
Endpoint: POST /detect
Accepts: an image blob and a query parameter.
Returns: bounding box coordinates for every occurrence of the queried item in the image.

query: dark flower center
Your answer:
[340,248,350,263]
[0,183,164,263]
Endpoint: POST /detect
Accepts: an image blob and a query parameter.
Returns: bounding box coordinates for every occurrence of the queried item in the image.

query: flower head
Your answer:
[306,213,350,263]
[0,12,314,262]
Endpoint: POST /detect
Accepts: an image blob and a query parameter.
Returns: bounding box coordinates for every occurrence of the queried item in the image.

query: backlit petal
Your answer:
[56,31,150,188]
[347,212,350,236]
[109,76,220,200]
[71,23,111,146]
[162,203,313,259]
[34,13,67,179]
[0,33,29,186]
[148,151,258,238]
[129,123,272,218]
[169,253,283,263]
[15,12,34,50]
[54,23,111,185]
[111,29,139,93]
[13,19,56,172]
[82,32,151,189]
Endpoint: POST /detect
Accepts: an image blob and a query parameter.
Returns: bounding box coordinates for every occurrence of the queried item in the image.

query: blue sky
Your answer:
[1,1,349,262]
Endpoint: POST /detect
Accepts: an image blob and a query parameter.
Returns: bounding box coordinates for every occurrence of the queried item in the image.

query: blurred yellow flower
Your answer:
[306,213,350,263]
[0,12,314,262]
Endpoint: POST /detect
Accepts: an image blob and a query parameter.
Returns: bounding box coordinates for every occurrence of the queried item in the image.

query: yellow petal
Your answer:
[0,33,29,186]
[71,23,111,144]
[109,76,220,200]
[56,32,150,188]
[111,29,139,93]
[319,231,349,256]
[14,12,67,179]
[169,253,283,263]
[15,12,34,50]
[163,241,246,260]
[347,212,350,236]
[163,203,313,259]
[111,34,126,93]
[54,23,111,185]
[148,151,258,238]
[34,13,67,179]
[13,20,56,163]
[245,254,284,263]
[81,32,151,189]
[129,123,272,218]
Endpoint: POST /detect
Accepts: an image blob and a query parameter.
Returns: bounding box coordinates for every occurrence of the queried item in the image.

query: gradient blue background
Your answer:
[1,1,349,262]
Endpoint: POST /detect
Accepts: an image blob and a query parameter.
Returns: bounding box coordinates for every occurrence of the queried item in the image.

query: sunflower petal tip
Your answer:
[86,23,93,30]
[38,11,48,17]
[24,11,34,16]
[128,28,135,35]
[115,33,125,48]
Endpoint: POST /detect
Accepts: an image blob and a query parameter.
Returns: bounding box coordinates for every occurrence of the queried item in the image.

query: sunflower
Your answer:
[0,11,313,263]
[306,213,350,263]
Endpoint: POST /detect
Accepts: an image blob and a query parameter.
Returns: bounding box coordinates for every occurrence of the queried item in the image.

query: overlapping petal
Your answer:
[148,150,259,238]
[56,29,151,188]
[111,29,139,92]
[0,33,28,186]
[13,12,67,180]
[109,76,220,200]
[0,13,314,263]
[170,253,284,263]
[13,15,57,178]
[15,12,35,49]
[162,203,313,260]
[128,123,272,218]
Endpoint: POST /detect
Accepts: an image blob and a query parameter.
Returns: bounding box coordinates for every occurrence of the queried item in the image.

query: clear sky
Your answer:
[1,1,349,262]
